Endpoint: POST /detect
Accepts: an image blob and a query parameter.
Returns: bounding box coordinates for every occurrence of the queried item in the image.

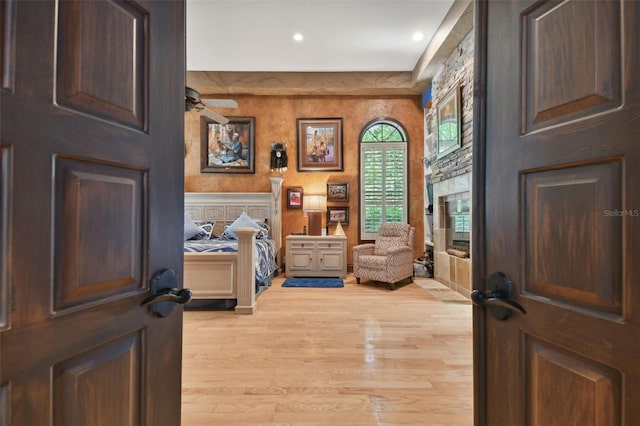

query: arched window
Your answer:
[359,119,408,240]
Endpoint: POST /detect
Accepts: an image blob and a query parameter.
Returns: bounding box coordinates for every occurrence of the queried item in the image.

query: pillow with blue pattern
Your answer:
[223,212,263,239]
[193,221,216,240]
[254,220,270,239]
[184,212,202,241]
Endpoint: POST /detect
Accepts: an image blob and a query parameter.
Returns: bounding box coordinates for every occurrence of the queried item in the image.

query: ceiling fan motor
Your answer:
[185,86,201,112]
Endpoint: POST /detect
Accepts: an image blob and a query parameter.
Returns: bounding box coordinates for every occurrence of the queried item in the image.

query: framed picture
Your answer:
[436,84,461,158]
[296,118,343,172]
[201,116,255,173]
[327,182,349,202]
[327,206,349,225]
[286,187,304,209]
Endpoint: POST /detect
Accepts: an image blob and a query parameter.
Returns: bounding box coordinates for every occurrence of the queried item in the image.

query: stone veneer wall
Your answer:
[427,30,474,184]
[426,29,474,298]
[433,173,472,297]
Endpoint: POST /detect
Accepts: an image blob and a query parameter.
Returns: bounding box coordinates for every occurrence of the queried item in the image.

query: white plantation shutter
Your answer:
[360,121,408,240]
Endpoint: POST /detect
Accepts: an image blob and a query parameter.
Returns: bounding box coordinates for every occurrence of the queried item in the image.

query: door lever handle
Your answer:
[141,287,192,306]
[471,289,526,313]
[141,269,192,317]
[471,271,526,321]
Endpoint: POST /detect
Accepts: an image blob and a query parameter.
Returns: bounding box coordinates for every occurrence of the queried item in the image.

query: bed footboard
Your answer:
[183,253,237,299]
[234,228,258,314]
[184,191,280,314]
[183,227,258,314]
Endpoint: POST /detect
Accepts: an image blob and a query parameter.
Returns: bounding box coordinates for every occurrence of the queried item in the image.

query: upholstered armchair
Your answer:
[353,223,415,290]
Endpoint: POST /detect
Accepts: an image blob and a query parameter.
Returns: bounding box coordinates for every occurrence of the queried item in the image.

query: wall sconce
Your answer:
[303,194,327,236]
[270,142,288,175]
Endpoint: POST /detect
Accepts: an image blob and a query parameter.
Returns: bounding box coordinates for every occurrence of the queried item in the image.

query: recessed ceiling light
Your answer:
[293,33,304,41]
[412,32,424,42]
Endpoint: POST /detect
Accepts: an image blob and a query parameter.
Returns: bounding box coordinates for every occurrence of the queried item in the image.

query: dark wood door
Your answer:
[0,1,185,424]
[474,0,640,424]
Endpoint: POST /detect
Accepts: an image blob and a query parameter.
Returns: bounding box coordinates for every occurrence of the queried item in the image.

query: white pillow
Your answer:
[194,221,216,239]
[224,212,263,239]
[184,211,202,241]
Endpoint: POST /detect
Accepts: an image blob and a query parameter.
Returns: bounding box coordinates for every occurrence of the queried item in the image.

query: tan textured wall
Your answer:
[184,95,425,265]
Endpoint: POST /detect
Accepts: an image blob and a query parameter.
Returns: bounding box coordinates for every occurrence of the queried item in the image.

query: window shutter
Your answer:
[360,125,408,241]
[362,147,383,235]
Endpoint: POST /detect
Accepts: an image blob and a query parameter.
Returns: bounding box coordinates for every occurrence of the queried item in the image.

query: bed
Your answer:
[184,189,282,314]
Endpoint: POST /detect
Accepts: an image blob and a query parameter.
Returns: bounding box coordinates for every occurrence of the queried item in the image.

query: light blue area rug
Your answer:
[282,278,344,288]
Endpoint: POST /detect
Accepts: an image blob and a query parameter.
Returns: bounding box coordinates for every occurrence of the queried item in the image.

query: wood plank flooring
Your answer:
[181,274,473,426]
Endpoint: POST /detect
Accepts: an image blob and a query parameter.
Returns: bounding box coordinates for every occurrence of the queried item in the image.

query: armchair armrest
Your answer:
[386,246,415,263]
[353,243,375,256]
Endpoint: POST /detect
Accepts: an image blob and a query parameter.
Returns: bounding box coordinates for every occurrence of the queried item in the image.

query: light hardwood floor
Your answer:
[181,274,473,426]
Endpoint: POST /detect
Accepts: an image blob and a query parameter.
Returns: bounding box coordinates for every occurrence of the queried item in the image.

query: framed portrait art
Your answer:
[436,84,461,158]
[327,182,349,202]
[201,116,256,173]
[327,206,349,225]
[296,118,343,172]
[286,187,304,209]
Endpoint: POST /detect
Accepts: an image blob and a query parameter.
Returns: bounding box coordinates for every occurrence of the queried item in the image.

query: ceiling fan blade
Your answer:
[197,107,229,124]
[201,98,238,108]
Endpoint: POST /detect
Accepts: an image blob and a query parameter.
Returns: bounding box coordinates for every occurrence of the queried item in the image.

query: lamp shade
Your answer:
[303,195,326,236]
[303,195,327,212]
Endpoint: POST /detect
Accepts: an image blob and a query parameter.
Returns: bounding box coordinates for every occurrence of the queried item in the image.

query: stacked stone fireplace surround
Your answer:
[426,30,474,298]
[432,174,472,297]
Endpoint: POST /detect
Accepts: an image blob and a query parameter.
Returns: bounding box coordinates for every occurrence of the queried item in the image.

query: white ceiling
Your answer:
[186,0,456,73]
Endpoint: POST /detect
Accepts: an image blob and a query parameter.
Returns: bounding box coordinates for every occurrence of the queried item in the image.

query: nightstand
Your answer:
[285,235,347,278]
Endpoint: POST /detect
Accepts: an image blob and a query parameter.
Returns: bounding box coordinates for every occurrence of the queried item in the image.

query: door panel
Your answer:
[0,143,8,425]
[1,0,16,92]
[53,157,145,311]
[320,251,342,270]
[0,1,15,419]
[0,1,185,425]
[290,251,314,270]
[56,0,148,129]
[475,0,640,424]
[53,332,142,426]
[526,337,621,426]
[0,144,9,330]
[522,160,622,314]
[522,0,621,132]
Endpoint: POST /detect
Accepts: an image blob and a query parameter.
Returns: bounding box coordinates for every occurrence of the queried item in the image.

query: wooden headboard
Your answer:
[185,185,284,266]
[184,192,275,237]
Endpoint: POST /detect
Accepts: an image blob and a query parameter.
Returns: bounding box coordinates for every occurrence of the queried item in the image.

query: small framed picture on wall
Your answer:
[436,84,461,158]
[286,187,304,209]
[327,182,349,202]
[327,206,349,225]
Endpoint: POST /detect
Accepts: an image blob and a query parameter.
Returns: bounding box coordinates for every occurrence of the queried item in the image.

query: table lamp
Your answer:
[303,195,327,236]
